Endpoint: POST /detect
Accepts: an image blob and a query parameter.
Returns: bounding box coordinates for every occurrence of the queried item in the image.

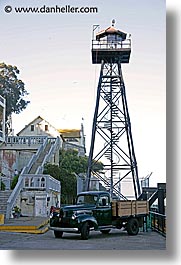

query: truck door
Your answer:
[95,195,112,226]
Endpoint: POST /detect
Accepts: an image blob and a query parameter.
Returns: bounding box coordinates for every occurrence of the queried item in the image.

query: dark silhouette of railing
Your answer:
[149,211,166,237]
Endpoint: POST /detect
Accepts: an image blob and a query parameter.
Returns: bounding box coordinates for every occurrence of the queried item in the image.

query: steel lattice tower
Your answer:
[86,21,141,199]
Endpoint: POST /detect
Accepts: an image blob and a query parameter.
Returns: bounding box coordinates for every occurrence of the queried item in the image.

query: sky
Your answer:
[0,0,166,187]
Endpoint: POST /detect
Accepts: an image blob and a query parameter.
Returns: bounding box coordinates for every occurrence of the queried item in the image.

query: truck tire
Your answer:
[54,230,63,238]
[80,222,90,240]
[126,218,139,235]
[100,229,111,234]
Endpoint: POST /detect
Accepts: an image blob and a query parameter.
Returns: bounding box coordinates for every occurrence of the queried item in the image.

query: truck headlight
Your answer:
[50,213,53,219]
[72,211,77,220]
[50,212,59,218]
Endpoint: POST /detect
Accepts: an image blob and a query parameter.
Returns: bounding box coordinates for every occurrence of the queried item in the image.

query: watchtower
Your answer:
[92,20,131,64]
[86,20,141,199]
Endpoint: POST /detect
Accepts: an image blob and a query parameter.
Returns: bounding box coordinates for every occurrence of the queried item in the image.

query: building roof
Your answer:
[17,115,58,136]
[96,26,127,40]
[58,129,81,138]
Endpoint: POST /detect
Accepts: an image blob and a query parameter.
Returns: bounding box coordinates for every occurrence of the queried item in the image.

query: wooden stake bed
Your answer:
[112,200,149,217]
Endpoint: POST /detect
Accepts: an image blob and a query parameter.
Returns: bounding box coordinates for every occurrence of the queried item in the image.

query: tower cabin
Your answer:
[92,20,131,64]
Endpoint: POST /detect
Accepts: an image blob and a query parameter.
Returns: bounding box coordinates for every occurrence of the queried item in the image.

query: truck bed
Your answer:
[112,200,149,217]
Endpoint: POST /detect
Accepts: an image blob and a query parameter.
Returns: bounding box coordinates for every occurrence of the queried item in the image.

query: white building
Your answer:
[17,115,60,138]
[58,123,86,156]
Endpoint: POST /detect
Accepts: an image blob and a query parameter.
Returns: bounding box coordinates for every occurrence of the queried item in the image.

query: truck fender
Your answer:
[77,214,98,230]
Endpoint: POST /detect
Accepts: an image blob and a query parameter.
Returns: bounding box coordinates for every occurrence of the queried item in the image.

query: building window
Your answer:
[25,177,29,187]
[31,125,34,131]
[66,138,78,142]
[41,177,45,187]
[45,125,48,131]
[30,177,34,187]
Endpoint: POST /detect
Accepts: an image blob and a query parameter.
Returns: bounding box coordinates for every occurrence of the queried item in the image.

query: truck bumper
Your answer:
[49,226,79,233]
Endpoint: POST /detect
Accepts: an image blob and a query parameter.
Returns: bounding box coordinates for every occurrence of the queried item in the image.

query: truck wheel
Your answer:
[126,218,139,235]
[80,222,90,240]
[100,229,111,234]
[54,231,63,238]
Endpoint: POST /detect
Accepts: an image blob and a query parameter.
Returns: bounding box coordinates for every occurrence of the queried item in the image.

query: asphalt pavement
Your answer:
[0,216,166,250]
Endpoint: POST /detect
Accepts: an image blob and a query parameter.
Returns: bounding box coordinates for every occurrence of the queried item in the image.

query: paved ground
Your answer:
[0,226,166,250]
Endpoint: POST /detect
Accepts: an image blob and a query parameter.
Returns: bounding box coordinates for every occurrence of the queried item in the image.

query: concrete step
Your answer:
[28,143,52,174]
[0,217,49,234]
[0,190,12,216]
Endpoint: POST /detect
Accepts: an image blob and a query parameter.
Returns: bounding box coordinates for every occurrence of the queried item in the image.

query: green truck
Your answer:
[49,191,148,240]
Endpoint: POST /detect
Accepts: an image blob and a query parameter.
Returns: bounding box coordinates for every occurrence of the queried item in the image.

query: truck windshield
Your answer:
[76,195,98,205]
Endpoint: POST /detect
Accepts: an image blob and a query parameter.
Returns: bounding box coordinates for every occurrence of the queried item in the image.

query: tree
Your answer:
[43,162,77,204]
[0,62,30,132]
[59,149,103,174]
[43,149,104,204]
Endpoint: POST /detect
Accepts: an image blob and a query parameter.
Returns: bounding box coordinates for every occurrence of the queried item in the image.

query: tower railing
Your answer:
[92,39,131,50]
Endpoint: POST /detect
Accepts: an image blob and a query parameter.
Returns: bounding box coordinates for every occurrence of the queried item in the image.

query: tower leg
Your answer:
[86,62,105,191]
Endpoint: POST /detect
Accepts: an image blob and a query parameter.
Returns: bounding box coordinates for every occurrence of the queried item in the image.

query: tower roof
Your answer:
[96,26,127,41]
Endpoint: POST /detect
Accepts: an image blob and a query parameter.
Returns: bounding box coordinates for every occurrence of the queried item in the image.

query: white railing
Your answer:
[24,139,46,173]
[36,137,61,174]
[26,137,52,173]
[22,174,60,192]
[5,136,47,146]
[0,131,4,140]
[0,95,5,105]
[6,174,24,219]
[92,39,131,50]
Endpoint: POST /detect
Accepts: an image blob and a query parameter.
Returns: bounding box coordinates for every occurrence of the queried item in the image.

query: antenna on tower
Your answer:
[112,19,115,27]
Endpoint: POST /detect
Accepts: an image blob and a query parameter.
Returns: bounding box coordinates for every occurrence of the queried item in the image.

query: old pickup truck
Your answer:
[49,191,149,240]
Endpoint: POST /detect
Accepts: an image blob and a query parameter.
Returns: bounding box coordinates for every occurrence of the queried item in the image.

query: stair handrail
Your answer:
[6,173,24,219]
[45,137,60,163]
[36,137,60,174]
[46,174,61,192]
[25,137,48,173]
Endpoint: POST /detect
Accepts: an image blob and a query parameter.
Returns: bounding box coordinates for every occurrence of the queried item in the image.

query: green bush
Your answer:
[1,181,6,191]
[11,175,19,189]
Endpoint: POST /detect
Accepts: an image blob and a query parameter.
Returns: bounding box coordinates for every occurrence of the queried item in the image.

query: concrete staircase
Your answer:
[0,144,51,218]
[0,191,12,217]
[5,137,60,219]
[28,142,52,174]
